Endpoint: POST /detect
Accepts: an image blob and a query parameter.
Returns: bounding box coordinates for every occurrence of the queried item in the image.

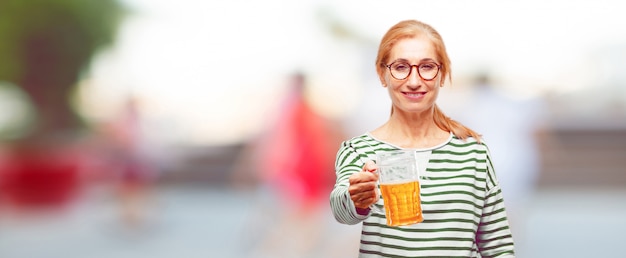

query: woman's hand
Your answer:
[348,160,380,209]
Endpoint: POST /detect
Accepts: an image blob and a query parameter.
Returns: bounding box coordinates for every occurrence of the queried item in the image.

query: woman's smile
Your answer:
[402,91,426,100]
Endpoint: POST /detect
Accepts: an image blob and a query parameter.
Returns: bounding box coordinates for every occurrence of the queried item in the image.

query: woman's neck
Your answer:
[371,108,449,149]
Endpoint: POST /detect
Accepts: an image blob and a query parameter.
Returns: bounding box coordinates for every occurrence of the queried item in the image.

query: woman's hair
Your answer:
[375,20,481,141]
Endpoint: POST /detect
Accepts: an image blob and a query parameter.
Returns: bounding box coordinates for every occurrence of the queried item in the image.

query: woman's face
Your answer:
[382,36,441,115]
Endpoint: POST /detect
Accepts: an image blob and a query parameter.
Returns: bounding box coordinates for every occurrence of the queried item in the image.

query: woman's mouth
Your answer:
[403,92,426,99]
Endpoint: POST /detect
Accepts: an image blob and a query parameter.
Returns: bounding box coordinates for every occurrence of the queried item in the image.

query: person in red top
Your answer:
[233,72,346,256]
[260,73,339,210]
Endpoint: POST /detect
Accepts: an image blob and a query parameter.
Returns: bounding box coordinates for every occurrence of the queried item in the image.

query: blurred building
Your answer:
[537,42,626,189]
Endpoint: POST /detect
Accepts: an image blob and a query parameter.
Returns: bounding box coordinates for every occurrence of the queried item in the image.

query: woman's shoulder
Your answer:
[335,134,382,163]
[447,134,489,150]
[341,133,379,147]
[436,135,491,162]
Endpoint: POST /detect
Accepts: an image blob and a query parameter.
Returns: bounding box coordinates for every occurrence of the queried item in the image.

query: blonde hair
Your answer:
[375,20,481,141]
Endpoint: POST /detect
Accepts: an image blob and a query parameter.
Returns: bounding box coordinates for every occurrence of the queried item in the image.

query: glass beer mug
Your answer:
[372,150,424,226]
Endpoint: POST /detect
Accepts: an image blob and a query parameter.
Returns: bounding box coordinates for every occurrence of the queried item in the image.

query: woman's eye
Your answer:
[420,63,435,70]
[393,63,410,71]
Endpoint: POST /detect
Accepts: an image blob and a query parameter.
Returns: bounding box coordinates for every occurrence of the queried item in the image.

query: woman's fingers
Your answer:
[349,171,379,209]
[351,189,377,202]
[347,160,381,209]
[350,190,378,209]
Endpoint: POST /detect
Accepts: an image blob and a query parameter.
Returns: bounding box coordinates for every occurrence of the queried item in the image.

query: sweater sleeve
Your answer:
[477,148,516,257]
[329,141,371,225]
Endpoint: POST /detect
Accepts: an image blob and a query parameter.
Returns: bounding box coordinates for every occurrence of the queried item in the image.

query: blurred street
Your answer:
[0,184,362,258]
[1,184,625,258]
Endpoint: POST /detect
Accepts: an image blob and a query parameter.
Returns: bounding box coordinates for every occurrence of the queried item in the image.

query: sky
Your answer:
[76,0,626,146]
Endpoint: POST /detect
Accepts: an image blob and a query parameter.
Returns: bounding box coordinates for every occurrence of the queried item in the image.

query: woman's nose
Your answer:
[406,66,422,87]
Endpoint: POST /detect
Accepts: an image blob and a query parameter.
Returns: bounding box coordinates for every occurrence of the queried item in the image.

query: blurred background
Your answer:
[0,0,625,257]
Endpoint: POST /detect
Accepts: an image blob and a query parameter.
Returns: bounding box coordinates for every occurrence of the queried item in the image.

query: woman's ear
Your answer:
[379,74,388,87]
[439,77,445,87]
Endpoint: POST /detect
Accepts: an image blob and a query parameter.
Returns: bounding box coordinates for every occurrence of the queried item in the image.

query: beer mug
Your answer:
[372,150,423,226]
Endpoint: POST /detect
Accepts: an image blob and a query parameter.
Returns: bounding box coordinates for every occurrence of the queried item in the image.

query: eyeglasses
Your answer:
[386,61,441,81]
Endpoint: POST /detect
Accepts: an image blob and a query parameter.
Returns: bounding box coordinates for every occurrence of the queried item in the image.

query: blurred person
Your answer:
[330,20,516,257]
[257,73,342,211]
[232,72,348,257]
[101,96,159,230]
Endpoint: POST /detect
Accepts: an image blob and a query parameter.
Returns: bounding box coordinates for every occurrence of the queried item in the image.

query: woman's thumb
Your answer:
[362,160,378,173]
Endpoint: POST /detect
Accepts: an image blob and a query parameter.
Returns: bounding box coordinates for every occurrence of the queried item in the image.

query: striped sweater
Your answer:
[330,133,516,257]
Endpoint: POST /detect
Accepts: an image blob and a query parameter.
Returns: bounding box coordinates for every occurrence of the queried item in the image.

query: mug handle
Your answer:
[368,168,385,215]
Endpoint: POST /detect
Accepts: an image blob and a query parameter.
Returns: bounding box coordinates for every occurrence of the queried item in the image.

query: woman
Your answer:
[330,20,516,257]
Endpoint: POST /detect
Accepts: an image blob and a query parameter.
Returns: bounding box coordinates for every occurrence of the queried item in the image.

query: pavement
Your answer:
[0,185,624,258]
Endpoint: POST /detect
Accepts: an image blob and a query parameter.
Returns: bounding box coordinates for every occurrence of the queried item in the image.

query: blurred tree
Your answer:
[0,0,125,208]
[0,0,124,144]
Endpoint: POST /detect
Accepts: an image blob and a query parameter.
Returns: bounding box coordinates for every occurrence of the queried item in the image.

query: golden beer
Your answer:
[380,180,423,226]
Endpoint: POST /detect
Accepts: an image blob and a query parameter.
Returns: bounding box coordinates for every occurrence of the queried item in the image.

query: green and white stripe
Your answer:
[330,133,515,258]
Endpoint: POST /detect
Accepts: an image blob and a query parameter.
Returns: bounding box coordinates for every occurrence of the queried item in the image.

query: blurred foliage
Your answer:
[0,0,123,81]
[0,0,124,142]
